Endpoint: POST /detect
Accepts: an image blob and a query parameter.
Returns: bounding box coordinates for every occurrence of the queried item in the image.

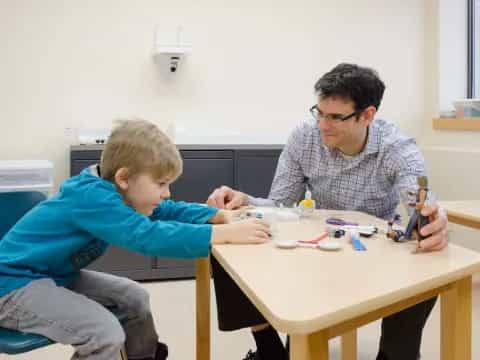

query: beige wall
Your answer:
[422,0,478,150]
[422,0,480,200]
[3,1,475,249]
[0,0,427,188]
[422,0,480,252]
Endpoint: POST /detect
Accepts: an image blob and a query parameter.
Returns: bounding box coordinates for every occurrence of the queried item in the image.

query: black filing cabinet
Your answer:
[235,150,281,198]
[170,150,235,202]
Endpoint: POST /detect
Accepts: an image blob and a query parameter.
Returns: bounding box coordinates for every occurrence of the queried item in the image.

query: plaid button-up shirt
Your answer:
[250,119,431,220]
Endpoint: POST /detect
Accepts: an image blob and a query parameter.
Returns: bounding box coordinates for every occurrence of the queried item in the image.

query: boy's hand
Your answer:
[211,219,271,245]
[208,209,239,224]
[417,203,449,251]
[207,186,249,209]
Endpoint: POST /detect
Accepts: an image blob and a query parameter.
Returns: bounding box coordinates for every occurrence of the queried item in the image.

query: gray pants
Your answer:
[0,270,159,360]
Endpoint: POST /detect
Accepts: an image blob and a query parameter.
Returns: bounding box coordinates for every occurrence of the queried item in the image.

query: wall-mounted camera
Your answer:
[153,46,191,73]
[170,56,180,72]
[153,26,192,73]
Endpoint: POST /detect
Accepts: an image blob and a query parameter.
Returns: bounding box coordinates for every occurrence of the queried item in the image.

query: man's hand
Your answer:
[417,203,449,251]
[207,185,248,209]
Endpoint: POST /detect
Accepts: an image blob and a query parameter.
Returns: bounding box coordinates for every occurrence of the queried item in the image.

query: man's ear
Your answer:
[114,167,130,191]
[361,105,377,125]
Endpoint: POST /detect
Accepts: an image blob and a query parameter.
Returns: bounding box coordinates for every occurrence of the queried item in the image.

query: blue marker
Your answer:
[350,231,367,251]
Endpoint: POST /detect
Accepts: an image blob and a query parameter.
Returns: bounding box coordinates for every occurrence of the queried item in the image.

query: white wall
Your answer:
[0,0,427,188]
[421,0,479,149]
[421,0,480,253]
[421,0,480,200]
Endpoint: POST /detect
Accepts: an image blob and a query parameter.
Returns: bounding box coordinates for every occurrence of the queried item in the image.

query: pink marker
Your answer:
[298,231,328,245]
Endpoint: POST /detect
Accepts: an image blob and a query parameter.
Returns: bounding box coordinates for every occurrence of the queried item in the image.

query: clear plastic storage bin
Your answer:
[0,160,53,196]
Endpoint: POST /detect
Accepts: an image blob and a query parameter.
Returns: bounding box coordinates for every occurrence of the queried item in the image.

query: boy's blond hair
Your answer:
[100,119,182,182]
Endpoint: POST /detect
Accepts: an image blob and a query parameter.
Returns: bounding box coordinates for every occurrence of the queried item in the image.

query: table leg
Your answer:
[196,257,211,360]
[341,330,357,360]
[290,330,329,360]
[441,276,472,360]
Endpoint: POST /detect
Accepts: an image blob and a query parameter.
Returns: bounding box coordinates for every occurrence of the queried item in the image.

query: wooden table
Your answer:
[195,210,480,360]
[439,200,480,229]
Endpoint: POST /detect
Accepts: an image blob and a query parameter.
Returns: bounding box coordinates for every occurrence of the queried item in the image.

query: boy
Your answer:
[0,119,270,360]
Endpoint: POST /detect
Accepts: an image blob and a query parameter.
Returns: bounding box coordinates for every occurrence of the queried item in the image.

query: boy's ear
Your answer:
[114,167,130,191]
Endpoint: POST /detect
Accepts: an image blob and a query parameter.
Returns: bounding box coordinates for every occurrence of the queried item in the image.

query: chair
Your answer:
[0,191,47,240]
[0,191,54,354]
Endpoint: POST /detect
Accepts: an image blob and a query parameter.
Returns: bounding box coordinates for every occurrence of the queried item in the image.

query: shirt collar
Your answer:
[363,122,380,155]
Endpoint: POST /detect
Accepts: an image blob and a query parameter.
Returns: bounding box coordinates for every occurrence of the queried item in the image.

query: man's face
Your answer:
[316,96,369,152]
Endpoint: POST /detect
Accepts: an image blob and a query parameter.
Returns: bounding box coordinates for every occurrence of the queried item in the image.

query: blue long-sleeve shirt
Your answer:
[0,167,218,297]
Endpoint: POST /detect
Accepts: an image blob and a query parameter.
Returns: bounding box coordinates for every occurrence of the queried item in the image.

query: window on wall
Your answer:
[468,0,479,97]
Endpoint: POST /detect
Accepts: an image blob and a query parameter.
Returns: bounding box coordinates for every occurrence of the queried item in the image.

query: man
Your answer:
[207,63,449,360]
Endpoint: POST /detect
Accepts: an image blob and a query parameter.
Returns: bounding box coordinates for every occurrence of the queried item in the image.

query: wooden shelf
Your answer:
[432,118,480,131]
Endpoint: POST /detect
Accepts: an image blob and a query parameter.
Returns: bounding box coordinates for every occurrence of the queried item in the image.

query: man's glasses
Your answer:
[309,105,361,123]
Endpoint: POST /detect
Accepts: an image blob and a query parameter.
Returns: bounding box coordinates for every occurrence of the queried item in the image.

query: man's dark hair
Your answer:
[314,63,385,111]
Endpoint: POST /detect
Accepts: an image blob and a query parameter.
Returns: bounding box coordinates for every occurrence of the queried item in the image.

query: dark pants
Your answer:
[211,257,437,360]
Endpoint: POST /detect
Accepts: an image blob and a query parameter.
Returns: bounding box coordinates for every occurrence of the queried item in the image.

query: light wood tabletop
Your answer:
[196,209,480,360]
[439,200,480,229]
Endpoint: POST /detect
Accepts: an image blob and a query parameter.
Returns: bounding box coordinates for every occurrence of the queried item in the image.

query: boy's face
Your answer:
[118,171,173,216]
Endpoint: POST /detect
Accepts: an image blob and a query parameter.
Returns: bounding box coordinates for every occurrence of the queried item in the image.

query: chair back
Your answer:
[0,191,46,240]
